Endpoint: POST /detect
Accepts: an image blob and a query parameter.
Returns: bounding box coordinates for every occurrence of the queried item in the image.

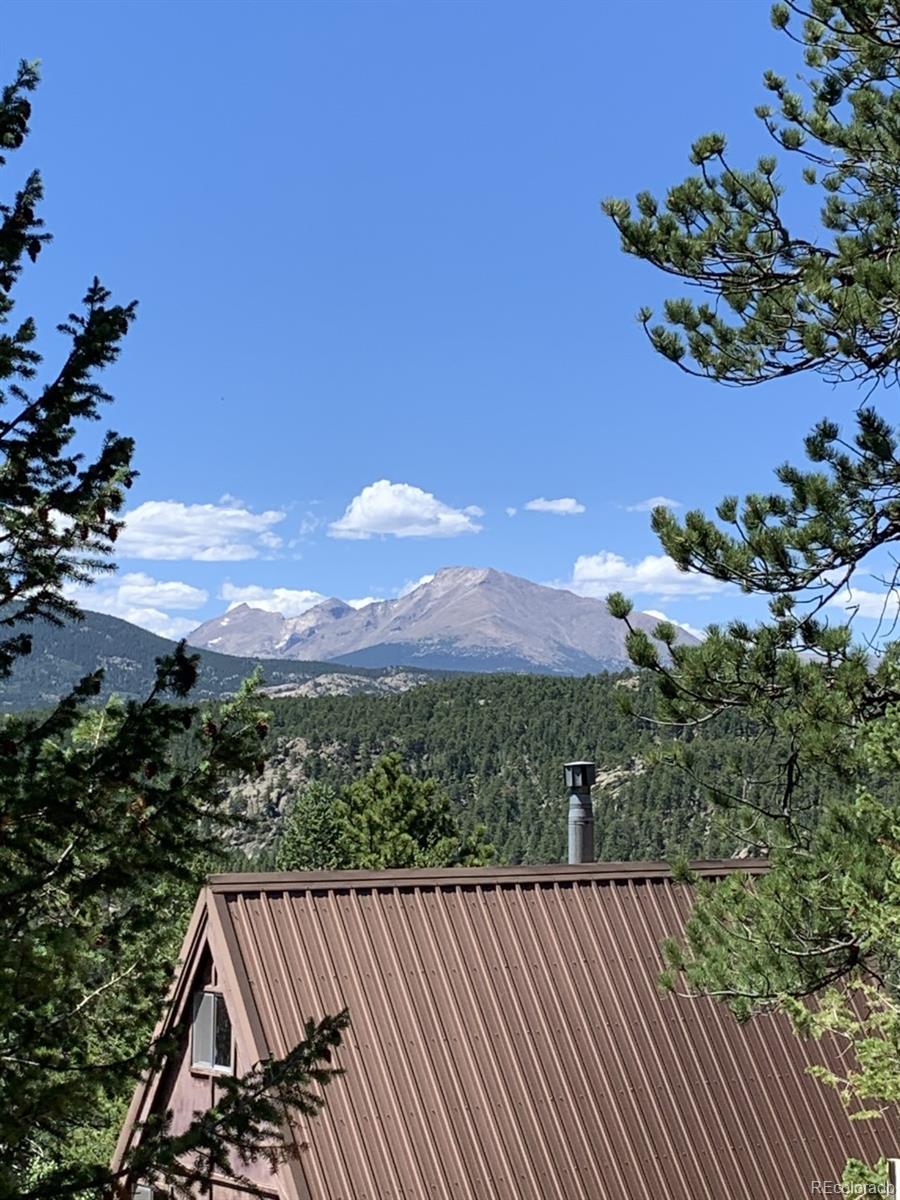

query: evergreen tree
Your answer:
[258,671,814,867]
[605,2,900,1181]
[275,780,343,871]
[604,2,900,388]
[277,754,493,871]
[0,62,347,1199]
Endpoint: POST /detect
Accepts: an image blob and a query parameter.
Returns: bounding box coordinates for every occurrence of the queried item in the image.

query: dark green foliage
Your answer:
[604,2,900,387]
[604,3,900,1181]
[258,673,837,866]
[278,754,492,871]
[0,63,345,1198]
[656,789,896,1019]
[0,65,135,678]
[275,780,343,870]
[336,753,492,868]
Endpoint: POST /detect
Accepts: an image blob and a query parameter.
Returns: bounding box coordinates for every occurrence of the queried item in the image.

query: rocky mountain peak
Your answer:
[187,565,698,675]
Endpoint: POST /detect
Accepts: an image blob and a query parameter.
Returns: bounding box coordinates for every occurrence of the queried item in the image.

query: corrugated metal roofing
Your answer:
[205,862,895,1199]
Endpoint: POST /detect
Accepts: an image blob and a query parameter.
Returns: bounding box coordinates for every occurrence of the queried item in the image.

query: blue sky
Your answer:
[5,0,871,638]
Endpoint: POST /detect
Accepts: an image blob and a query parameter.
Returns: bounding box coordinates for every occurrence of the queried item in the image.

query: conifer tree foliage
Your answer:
[276,754,492,871]
[605,2,900,1177]
[262,674,751,866]
[275,780,344,871]
[0,62,347,1199]
[604,2,900,387]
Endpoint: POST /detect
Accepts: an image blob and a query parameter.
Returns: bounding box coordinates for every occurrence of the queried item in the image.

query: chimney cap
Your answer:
[564,761,596,790]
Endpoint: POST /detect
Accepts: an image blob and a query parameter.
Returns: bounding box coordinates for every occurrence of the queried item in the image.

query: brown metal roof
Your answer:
[209,861,892,1198]
[207,859,771,890]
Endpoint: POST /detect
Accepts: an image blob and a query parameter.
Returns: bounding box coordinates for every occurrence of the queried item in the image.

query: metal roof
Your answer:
[204,860,893,1198]
[207,858,771,890]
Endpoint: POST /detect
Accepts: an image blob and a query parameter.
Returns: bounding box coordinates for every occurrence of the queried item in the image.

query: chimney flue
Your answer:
[565,760,596,864]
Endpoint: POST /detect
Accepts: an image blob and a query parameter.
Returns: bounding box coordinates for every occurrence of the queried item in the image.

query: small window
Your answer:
[191,991,233,1072]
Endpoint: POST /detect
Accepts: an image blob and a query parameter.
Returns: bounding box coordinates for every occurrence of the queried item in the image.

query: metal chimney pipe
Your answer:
[565,760,597,864]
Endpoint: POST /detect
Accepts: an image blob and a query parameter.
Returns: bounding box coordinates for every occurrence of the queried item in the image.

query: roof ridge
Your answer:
[207,858,769,893]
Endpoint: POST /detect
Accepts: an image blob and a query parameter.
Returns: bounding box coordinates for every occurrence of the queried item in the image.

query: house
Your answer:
[113,860,895,1198]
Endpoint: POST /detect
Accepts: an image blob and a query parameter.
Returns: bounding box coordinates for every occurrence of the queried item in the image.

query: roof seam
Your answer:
[207,859,770,892]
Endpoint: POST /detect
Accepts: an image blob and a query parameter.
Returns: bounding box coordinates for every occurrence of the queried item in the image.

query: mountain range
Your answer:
[0,611,436,710]
[0,567,696,710]
[188,566,691,674]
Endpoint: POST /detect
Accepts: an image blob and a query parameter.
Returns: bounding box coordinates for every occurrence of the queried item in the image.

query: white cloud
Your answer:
[826,585,900,621]
[64,572,208,639]
[297,512,323,538]
[221,583,327,617]
[643,608,706,642]
[118,500,286,561]
[398,573,436,598]
[506,507,517,518]
[524,497,585,516]
[218,571,436,618]
[626,495,683,512]
[221,583,380,616]
[67,572,207,613]
[562,550,728,599]
[329,480,482,539]
[119,610,199,639]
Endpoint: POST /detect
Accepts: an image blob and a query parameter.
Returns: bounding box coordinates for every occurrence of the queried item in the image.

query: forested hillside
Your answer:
[0,610,439,708]
[4,608,846,867]
[232,672,844,865]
